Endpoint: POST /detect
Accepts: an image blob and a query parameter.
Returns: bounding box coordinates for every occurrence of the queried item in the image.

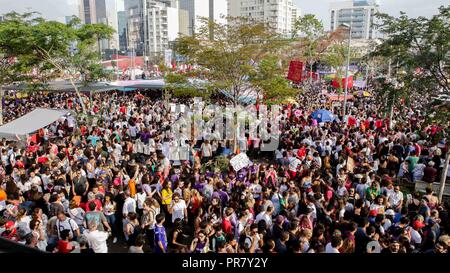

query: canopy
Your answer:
[354,91,372,97]
[0,108,69,140]
[311,109,336,123]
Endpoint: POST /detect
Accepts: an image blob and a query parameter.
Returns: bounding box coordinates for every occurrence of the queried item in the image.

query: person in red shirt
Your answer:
[297,144,306,159]
[222,208,234,235]
[27,142,40,154]
[55,229,75,253]
[37,150,49,164]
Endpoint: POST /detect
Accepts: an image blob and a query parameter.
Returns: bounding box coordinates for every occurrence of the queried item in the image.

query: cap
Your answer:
[5,221,14,229]
[428,161,435,166]
[385,209,395,216]
[413,220,426,229]
[369,210,378,217]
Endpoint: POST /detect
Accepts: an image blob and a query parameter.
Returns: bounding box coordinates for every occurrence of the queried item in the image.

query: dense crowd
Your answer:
[0,83,449,254]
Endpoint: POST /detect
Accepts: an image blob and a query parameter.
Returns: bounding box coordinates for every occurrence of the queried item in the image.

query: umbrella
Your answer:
[311,109,336,123]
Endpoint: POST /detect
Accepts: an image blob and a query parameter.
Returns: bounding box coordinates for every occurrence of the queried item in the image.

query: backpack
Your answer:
[128,222,143,246]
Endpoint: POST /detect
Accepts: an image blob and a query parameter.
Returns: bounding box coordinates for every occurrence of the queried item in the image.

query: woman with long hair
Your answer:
[171,218,189,252]
[161,180,173,215]
[190,229,209,253]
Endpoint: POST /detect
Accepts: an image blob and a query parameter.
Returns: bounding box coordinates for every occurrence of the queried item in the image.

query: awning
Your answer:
[0,108,69,140]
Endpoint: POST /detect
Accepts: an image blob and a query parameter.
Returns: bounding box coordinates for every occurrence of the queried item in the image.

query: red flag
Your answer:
[332,75,354,89]
[287,61,303,82]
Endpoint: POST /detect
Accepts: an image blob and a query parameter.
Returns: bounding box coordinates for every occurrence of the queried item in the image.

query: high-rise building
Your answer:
[179,0,211,35]
[291,6,301,28]
[228,0,299,37]
[125,0,189,57]
[329,0,379,40]
[117,11,128,52]
[78,0,120,50]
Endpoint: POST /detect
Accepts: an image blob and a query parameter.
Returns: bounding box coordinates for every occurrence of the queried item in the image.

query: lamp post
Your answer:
[341,22,352,119]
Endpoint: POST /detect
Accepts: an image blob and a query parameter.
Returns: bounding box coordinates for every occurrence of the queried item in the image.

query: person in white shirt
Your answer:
[200,140,212,163]
[254,206,273,227]
[168,193,187,223]
[388,185,404,212]
[289,156,301,173]
[55,212,80,240]
[122,192,137,218]
[325,236,343,253]
[83,220,109,253]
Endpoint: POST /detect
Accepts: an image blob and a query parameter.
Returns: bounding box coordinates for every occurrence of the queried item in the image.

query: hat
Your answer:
[5,221,14,229]
[354,174,363,179]
[385,209,395,216]
[369,210,378,217]
[413,220,426,229]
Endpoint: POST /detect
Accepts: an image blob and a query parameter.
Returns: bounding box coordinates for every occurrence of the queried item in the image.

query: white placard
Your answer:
[229,153,251,172]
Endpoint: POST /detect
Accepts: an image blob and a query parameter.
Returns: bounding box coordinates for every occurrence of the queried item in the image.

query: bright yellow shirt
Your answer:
[161,188,172,205]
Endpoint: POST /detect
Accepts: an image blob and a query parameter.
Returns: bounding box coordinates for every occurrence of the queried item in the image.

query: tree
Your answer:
[371,6,450,201]
[172,17,294,106]
[0,13,114,116]
[35,17,114,114]
[291,14,324,83]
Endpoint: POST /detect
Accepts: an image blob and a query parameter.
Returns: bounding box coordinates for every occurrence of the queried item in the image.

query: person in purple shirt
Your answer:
[154,214,168,253]
[140,129,151,144]
[217,185,229,206]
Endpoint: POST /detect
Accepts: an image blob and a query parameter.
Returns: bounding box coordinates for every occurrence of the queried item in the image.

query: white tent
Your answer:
[0,108,69,140]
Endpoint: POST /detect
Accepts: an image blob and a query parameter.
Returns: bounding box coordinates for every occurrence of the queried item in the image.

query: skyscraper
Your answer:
[329,0,380,40]
[125,0,189,57]
[179,0,212,35]
[78,0,120,50]
[117,10,128,52]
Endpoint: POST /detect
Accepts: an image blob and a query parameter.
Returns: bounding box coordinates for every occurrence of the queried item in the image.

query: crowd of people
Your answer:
[0,82,449,254]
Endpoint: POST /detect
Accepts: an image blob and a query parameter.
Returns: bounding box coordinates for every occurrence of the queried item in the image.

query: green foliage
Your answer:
[293,14,324,39]
[164,72,211,99]
[0,12,115,86]
[370,6,449,125]
[173,16,294,105]
[250,55,297,102]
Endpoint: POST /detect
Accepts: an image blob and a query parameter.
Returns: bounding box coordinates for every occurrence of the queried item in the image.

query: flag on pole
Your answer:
[287,61,303,82]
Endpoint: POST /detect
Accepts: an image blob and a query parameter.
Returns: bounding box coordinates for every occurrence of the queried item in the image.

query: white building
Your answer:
[78,0,120,50]
[125,0,188,57]
[291,5,301,27]
[329,0,379,40]
[228,0,299,37]
[146,1,180,56]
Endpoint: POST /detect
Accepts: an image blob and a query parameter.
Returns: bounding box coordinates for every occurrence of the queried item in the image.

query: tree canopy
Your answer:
[370,5,449,125]
[169,17,296,105]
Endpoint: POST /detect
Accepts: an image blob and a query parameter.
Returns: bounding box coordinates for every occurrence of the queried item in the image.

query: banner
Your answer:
[230,153,251,172]
[287,61,303,82]
[332,75,354,89]
[164,49,172,68]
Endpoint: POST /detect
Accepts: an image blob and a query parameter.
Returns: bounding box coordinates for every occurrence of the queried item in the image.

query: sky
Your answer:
[294,0,448,29]
[0,0,447,28]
